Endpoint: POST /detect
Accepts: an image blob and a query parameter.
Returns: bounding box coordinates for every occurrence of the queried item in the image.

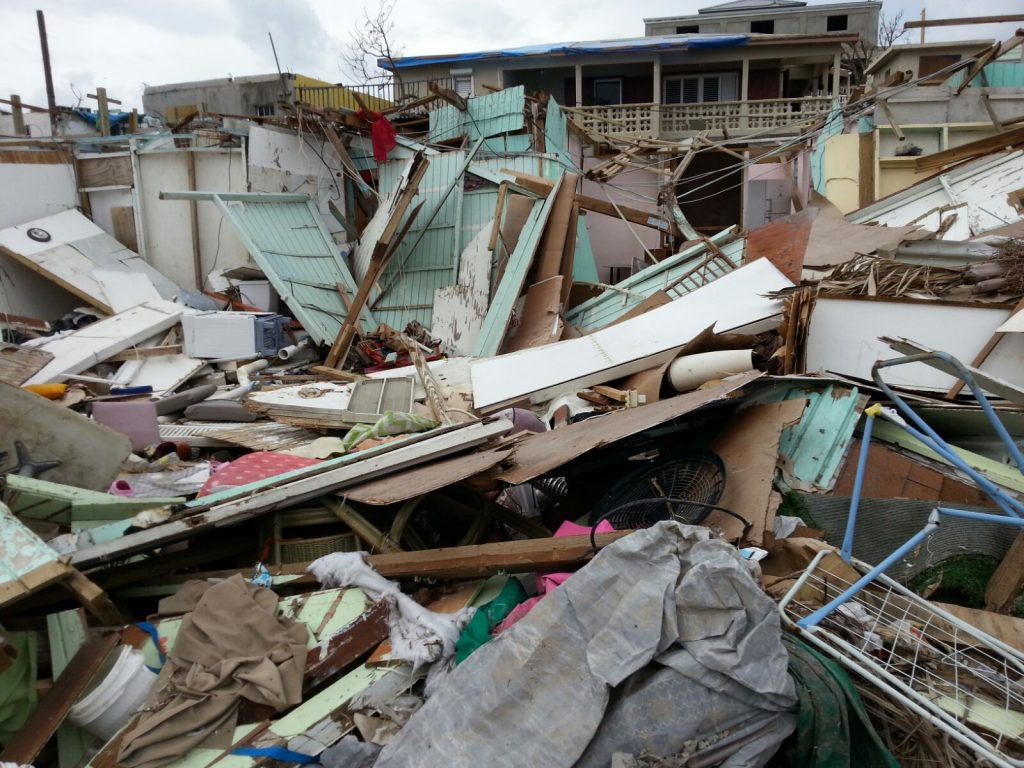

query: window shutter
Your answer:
[454,76,472,98]
[702,76,720,102]
[663,78,682,104]
[682,78,700,104]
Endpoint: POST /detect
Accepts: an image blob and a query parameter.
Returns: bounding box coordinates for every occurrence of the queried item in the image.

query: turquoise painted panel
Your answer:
[480,135,533,154]
[757,384,867,492]
[947,61,1024,89]
[429,86,526,143]
[572,215,599,284]
[566,229,741,331]
[543,98,576,176]
[216,196,361,344]
[812,103,844,195]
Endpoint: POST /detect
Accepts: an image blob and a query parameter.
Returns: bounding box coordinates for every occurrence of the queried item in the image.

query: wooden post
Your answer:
[185,150,203,290]
[95,87,110,137]
[129,108,139,134]
[920,9,926,43]
[36,11,58,136]
[10,95,25,136]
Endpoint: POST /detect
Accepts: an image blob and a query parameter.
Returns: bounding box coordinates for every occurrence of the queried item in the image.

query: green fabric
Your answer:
[455,577,528,664]
[0,631,38,746]
[782,634,898,768]
[342,411,438,451]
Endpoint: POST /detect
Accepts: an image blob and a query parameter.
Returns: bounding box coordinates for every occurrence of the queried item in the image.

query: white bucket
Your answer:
[69,645,158,740]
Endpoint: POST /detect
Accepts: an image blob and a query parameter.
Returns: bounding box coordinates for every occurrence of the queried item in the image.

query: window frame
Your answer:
[450,68,473,98]
[592,77,624,105]
[826,14,848,32]
[662,72,739,104]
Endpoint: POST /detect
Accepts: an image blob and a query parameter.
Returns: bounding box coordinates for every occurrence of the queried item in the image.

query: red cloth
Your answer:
[198,452,321,497]
[356,108,397,162]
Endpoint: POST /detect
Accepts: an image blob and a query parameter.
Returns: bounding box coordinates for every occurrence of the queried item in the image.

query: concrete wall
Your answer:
[646,4,879,43]
[879,87,1024,128]
[821,132,860,213]
[143,77,288,121]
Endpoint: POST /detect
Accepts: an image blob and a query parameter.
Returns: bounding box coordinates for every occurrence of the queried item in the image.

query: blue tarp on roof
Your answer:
[383,34,749,69]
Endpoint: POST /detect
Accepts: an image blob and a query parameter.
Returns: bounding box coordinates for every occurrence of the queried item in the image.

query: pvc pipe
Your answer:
[667,349,753,393]
[209,358,268,400]
[277,338,311,361]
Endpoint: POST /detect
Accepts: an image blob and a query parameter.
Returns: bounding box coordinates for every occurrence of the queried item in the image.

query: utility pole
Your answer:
[36,10,58,136]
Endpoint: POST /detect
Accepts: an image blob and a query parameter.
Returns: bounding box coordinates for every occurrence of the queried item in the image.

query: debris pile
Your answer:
[3,79,1024,768]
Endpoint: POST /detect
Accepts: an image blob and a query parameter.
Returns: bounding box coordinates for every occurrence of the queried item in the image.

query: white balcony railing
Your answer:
[573,96,838,139]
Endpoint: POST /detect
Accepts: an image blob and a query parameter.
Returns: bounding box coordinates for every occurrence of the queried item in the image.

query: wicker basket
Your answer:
[278,531,359,563]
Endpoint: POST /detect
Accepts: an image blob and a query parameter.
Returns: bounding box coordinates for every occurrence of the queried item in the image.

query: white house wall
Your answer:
[137,148,248,289]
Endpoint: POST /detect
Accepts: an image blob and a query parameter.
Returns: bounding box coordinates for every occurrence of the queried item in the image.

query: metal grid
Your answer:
[781,549,1024,767]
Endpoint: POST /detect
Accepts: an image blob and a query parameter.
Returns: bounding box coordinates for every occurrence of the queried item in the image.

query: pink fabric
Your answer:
[496,519,615,632]
[198,452,321,497]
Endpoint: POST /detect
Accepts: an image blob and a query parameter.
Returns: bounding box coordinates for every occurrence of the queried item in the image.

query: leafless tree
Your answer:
[843,10,909,87]
[341,0,403,94]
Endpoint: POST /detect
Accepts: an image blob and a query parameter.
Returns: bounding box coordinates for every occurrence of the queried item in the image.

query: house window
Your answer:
[253,104,275,117]
[826,14,848,31]
[663,72,739,104]
[451,69,473,98]
[918,54,961,84]
[675,25,700,34]
[750,19,775,34]
[593,78,623,105]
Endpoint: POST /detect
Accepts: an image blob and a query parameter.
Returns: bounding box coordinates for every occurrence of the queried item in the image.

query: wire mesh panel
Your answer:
[780,550,1024,767]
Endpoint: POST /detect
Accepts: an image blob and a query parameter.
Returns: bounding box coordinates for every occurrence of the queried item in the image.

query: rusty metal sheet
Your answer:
[344,445,513,505]
[496,370,762,485]
[745,207,816,282]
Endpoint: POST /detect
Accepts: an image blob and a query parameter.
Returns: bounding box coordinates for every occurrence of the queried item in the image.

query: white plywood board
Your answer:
[0,161,78,230]
[470,259,792,410]
[432,220,492,355]
[25,300,186,384]
[128,355,208,396]
[93,270,162,312]
[805,297,1024,391]
[0,209,180,313]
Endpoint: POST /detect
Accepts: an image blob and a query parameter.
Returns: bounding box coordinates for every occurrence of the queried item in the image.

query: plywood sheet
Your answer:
[25,300,185,385]
[0,342,53,385]
[0,383,132,491]
[502,276,563,353]
[706,399,806,544]
[93,270,161,313]
[0,209,180,313]
[745,207,815,282]
[432,221,492,356]
[497,371,762,485]
[472,259,790,410]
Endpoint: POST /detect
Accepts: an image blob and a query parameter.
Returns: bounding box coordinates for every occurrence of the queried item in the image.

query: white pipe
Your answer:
[667,350,754,393]
[277,338,311,361]
[209,358,269,400]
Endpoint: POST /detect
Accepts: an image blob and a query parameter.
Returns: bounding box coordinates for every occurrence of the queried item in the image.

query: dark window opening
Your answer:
[826,15,848,31]
[253,104,275,117]
[919,54,962,83]
[750,19,775,34]
[676,25,700,34]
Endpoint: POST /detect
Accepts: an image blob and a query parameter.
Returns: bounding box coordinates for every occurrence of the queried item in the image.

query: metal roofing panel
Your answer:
[543,98,575,175]
[566,229,742,331]
[215,196,360,345]
[429,87,526,143]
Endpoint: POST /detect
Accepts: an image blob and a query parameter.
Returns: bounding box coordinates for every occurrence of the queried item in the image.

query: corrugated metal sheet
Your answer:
[460,186,501,254]
[543,98,575,176]
[429,86,526,143]
[219,196,362,344]
[566,229,742,331]
[754,384,867,492]
[947,61,1024,89]
[369,151,468,328]
[848,150,1024,240]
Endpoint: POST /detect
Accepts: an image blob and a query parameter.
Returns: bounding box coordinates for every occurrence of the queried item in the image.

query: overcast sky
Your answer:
[1,0,1021,112]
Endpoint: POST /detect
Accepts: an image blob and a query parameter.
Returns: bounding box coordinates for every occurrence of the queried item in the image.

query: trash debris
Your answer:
[4,12,1024,765]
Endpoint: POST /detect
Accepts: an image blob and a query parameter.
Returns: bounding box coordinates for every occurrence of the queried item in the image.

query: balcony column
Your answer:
[831,51,841,98]
[740,57,750,131]
[652,55,662,139]
[575,64,583,107]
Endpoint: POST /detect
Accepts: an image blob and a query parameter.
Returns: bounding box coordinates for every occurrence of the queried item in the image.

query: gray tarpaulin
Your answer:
[375,522,797,768]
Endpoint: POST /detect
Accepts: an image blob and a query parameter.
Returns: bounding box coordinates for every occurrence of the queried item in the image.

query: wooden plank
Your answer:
[110,205,138,252]
[502,276,564,353]
[985,531,1024,613]
[904,14,1024,28]
[304,600,389,689]
[0,633,119,765]
[955,35,1024,96]
[945,296,1024,399]
[859,130,875,209]
[63,567,123,625]
[432,221,494,356]
[915,126,1024,172]
[76,155,132,188]
[534,172,579,281]
[934,602,1024,652]
[503,169,672,235]
[0,149,70,165]
[0,342,54,385]
[107,344,183,362]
